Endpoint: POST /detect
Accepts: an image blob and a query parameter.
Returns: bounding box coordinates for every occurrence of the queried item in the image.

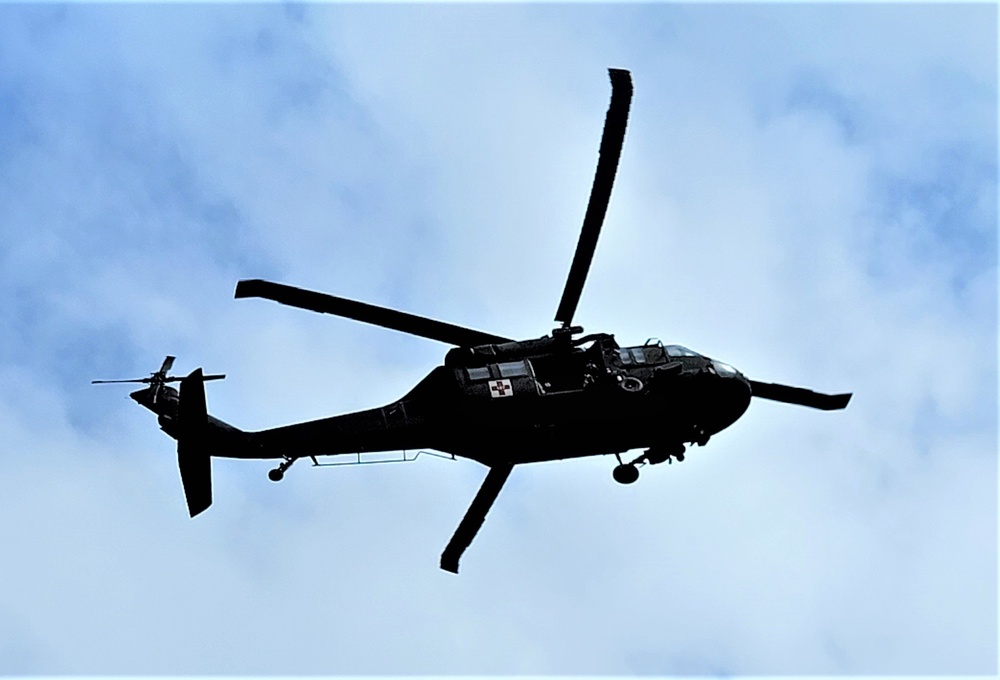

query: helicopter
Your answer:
[95,69,851,574]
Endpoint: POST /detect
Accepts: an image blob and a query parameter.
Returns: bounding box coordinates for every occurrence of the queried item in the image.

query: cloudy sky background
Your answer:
[0,3,995,675]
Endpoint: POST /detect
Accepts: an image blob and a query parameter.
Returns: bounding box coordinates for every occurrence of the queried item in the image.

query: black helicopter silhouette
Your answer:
[95,69,850,574]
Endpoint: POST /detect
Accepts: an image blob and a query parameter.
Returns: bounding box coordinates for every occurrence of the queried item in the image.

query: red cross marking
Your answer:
[489,379,513,398]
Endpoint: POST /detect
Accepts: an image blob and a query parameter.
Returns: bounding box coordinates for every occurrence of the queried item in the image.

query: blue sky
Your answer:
[0,3,996,675]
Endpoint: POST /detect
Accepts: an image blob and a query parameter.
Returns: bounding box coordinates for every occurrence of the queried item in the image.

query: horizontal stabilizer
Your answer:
[441,463,514,574]
[749,380,852,411]
[178,369,213,517]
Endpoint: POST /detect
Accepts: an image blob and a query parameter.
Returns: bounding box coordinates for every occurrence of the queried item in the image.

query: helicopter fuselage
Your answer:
[132,334,751,467]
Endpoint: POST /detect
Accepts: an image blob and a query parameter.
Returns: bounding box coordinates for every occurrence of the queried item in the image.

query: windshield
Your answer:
[712,360,739,377]
[663,345,701,358]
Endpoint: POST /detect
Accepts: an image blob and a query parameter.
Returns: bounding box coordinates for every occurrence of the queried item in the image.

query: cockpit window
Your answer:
[664,345,701,358]
[466,367,491,381]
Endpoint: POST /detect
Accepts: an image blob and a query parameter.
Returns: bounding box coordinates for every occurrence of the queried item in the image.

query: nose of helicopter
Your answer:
[707,360,752,432]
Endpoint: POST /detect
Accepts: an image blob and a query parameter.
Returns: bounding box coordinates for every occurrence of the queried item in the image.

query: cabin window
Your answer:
[466,367,491,381]
[619,348,649,364]
[643,345,664,363]
[497,360,530,378]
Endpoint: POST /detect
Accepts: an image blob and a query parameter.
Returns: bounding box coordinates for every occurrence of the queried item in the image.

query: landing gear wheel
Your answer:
[613,463,639,485]
[268,456,297,482]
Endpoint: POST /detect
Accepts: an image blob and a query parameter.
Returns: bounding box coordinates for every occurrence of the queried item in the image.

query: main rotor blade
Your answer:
[554,68,633,327]
[235,279,512,348]
[749,380,852,411]
[440,462,514,574]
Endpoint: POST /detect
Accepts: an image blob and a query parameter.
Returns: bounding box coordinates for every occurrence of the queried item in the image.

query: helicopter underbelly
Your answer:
[431,373,752,465]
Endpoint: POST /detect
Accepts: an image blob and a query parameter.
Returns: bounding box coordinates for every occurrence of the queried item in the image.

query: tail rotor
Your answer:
[94,358,221,517]
[92,355,225,405]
